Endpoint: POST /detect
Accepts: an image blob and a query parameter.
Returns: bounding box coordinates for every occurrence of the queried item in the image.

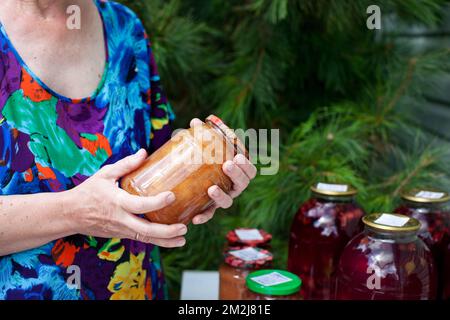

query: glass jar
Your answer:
[335,213,437,300]
[219,247,273,300]
[394,188,450,299]
[444,243,450,300]
[226,228,272,248]
[244,269,302,300]
[288,182,365,299]
[121,115,248,225]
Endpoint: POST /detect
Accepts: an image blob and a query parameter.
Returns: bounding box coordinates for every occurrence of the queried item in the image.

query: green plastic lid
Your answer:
[246,269,302,296]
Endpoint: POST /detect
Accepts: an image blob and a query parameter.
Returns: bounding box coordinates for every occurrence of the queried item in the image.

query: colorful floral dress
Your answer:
[0,0,174,300]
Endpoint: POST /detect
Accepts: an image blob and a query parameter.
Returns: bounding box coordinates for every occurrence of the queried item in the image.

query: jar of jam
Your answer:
[444,243,450,300]
[335,213,437,300]
[219,247,273,300]
[121,115,248,225]
[394,188,450,298]
[287,182,365,299]
[244,270,302,300]
[226,228,272,248]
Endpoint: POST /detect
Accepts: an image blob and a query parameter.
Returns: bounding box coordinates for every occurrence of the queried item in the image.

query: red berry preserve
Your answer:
[335,213,437,300]
[288,182,365,299]
[394,189,450,299]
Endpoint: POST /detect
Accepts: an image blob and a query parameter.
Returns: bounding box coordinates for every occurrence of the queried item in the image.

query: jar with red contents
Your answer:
[244,270,303,300]
[394,189,450,299]
[335,213,437,300]
[219,247,273,300]
[226,228,272,248]
[444,243,450,300]
[288,182,365,299]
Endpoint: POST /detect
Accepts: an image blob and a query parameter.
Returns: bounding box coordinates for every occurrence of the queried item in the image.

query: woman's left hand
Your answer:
[189,118,257,225]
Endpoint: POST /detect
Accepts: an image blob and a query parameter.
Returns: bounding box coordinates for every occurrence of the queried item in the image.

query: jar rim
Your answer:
[206,115,249,159]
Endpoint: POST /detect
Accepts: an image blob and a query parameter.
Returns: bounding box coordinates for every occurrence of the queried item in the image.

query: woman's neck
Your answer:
[2,0,79,18]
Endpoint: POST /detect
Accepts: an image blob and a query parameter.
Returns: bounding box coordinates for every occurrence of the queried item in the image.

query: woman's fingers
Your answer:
[99,149,147,179]
[192,206,216,225]
[143,236,186,248]
[122,213,187,241]
[234,154,257,179]
[223,160,250,198]
[118,190,175,214]
[208,185,233,209]
[190,118,203,128]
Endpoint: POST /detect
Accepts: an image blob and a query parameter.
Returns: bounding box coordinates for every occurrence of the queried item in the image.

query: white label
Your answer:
[229,247,268,262]
[374,214,410,227]
[317,183,348,192]
[235,229,263,241]
[415,191,445,199]
[250,272,292,287]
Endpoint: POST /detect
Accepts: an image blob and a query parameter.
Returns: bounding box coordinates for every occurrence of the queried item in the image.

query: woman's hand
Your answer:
[188,118,257,225]
[67,149,187,248]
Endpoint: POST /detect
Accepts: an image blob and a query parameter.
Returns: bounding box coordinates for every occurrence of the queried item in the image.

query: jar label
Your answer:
[374,213,409,227]
[415,190,445,199]
[235,229,263,241]
[317,183,348,192]
[250,272,293,287]
[229,247,269,262]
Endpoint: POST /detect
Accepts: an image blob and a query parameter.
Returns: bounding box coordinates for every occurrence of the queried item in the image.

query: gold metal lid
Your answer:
[362,213,420,232]
[310,182,357,197]
[206,115,249,159]
[400,188,450,204]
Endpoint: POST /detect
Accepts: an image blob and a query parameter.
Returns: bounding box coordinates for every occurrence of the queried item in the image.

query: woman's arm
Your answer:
[0,191,76,256]
[0,149,188,256]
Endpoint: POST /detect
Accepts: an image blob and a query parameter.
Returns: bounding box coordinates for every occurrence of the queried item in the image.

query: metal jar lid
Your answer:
[362,213,420,232]
[400,188,450,204]
[310,182,358,197]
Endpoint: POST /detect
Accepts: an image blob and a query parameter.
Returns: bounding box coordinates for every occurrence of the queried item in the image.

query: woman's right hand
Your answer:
[66,149,187,248]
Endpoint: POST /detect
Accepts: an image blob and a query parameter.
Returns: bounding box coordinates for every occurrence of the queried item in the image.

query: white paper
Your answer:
[235,229,263,241]
[250,272,292,287]
[317,183,348,192]
[374,214,409,227]
[229,247,269,262]
[415,191,445,199]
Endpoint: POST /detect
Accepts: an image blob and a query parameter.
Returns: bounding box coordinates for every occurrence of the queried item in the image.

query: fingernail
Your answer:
[166,192,176,204]
[226,162,234,172]
[179,225,187,235]
[235,154,246,164]
[177,238,186,246]
[135,149,145,157]
[212,187,220,197]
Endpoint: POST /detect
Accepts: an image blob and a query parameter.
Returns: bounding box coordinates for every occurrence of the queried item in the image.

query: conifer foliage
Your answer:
[120,0,450,297]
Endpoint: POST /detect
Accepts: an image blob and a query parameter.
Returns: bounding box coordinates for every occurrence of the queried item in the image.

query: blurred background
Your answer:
[119,0,450,298]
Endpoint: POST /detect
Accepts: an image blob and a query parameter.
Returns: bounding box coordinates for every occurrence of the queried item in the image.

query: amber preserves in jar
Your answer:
[394,188,450,299]
[121,115,248,225]
[244,269,302,300]
[288,182,365,300]
[219,247,273,300]
[226,228,272,248]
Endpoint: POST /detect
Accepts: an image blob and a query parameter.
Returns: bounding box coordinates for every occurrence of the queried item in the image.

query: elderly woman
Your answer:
[0,0,255,300]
